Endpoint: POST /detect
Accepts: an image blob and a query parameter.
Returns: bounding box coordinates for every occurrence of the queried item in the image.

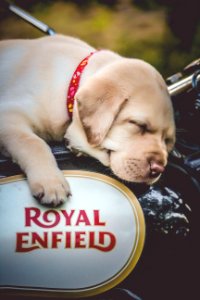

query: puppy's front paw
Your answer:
[28,170,71,207]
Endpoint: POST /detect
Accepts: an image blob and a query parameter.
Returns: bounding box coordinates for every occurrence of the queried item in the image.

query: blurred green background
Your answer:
[0,0,199,77]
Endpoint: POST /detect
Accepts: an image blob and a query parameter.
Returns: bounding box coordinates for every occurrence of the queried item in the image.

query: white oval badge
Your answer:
[0,171,145,298]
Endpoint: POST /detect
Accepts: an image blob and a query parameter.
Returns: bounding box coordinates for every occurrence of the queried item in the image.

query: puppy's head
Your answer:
[68,58,175,184]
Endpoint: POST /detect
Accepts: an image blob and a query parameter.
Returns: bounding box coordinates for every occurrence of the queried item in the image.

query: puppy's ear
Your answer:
[75,78,126,147]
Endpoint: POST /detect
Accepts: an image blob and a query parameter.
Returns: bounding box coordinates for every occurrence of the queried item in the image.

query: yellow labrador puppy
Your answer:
[0,34,175,206]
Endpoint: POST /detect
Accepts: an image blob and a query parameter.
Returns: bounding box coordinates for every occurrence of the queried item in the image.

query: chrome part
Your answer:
[9,4,56,35]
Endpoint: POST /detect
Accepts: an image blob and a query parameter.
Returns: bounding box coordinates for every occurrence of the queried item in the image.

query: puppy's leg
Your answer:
[1,124,70,206]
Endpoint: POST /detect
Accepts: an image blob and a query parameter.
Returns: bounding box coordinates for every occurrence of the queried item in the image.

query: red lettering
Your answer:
[25,208,60,228]
[25,208,106,228]
[17,208,115,253]
[52,232,63,248]
[65,232,71,248]
[75,210,91,226]
[90,231,116,252]
[32,232,48,249]
[25,207,40,227]
[75,231,86,248]
[61,210,75,225]
[16,232,39,252]
[93,210,106,226]
[42,210,60,228]
[16,231,116,252]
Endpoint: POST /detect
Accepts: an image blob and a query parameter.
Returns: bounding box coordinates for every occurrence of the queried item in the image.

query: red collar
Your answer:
[67,51,98,119]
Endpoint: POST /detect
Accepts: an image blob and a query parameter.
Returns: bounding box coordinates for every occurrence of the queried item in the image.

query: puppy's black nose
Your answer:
[150,162,165,178]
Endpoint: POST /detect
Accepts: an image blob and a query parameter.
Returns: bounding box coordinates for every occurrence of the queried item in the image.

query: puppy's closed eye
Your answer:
[128,120,149,134]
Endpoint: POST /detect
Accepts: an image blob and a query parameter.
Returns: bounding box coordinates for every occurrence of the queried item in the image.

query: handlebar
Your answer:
[5,1,56,36]
[168,73,200,96]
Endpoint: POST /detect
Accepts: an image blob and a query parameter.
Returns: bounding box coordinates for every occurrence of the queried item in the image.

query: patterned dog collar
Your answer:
[67,51,98,119]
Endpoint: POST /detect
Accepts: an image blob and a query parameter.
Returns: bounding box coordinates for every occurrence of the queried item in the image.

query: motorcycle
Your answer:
[0,3,199,300]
